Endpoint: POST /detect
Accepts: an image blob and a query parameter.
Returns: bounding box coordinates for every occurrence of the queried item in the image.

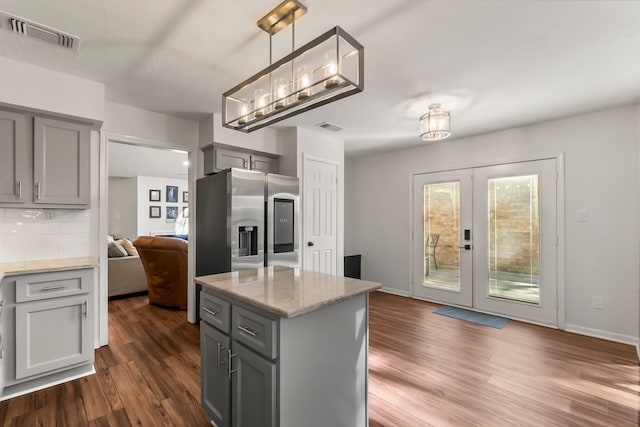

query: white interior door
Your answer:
[303,157,338,274]
[412,169,473,307]
[473,159,557,326]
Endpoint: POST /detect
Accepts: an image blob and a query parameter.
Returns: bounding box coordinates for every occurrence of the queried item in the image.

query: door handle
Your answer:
[458,244,471,250]
[307,241,314,247]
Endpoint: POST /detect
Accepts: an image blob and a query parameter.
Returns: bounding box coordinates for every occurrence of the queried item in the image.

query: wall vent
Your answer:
[0,11,79,51]
[315,122,343,132]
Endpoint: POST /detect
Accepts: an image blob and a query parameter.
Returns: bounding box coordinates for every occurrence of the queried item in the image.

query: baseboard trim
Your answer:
[0,364,96,402]
[376,287,409,297]
[565,324,638,347]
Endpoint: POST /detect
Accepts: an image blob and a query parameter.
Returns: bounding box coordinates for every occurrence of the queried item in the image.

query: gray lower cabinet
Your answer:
[0,108,91,209]
[200,292,277,427]
[0,268,94,398]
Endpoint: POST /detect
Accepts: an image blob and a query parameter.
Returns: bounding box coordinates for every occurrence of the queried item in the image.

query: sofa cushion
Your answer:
[108,241,128,258]
[117,238,138,256]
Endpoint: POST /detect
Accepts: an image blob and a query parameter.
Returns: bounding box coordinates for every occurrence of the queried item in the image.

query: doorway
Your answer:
[412,158,558,326]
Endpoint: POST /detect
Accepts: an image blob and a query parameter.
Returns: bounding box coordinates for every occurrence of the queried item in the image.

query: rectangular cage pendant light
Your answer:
[222,5,364,133]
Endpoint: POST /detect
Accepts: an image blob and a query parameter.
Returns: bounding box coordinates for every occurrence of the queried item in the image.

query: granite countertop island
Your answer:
[195,265,381,318]
[196,266,381,427]
[0,257,98,282]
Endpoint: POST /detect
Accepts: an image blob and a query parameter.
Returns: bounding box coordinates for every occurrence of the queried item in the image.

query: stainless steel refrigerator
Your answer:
[195,168,299,278]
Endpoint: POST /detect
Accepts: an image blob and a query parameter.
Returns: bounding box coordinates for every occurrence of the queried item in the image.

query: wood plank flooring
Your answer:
[0,291,638,426]
[368,292,640,427]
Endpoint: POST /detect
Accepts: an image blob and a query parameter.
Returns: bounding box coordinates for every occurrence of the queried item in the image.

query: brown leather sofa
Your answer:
[133,236,188,309]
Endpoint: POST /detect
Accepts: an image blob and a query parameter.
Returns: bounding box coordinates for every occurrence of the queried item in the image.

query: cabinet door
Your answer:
[250,154,278,174]
[15,294,93,379]
[231,341,276,427]
[0,110,28,204]
[33,117,90,206]
[201,322,231,426]
[215,147,250,171]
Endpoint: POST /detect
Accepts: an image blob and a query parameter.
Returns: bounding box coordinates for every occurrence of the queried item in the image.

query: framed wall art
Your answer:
[166,185,178,203]
[166,206,179,222]
[149,189,161,202]
[149,206,161,218]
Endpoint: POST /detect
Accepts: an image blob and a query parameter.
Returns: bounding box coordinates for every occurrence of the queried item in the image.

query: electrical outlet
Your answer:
[577,209,588,222]
[592,296,603,309]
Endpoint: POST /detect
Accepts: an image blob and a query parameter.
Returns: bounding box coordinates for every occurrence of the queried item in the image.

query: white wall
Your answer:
[136,176,188,237]
[108,177,137,239]
[0,56,105,123]
[346,104,640,344]
[199,113,283,155]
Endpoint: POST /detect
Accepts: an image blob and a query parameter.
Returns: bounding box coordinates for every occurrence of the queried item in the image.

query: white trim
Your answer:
[98,132,197,346]
[565,324,639,347]
[556,153,566,329]
[377,287,410,297]
[0,364,95,402]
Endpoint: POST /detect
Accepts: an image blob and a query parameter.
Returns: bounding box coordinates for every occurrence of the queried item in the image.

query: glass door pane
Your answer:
[423,182,460,291]
[488,175,540,304]
[413,169,472,307]
[473,159,557,326]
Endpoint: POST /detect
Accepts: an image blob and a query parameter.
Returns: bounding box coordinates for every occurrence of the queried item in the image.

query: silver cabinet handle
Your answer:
[237,325,257,337]
[0,299,5,307]
[41,285,67,291]
[228,349,237,380]
[35,182,41,200]
[202,307,218,317]
[243,158,248,169]
[216,342,226,372]
[16,180,22,200]
[83,301,88,318]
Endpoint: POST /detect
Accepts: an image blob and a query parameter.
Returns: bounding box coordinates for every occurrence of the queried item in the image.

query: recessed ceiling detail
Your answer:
[0,11,79,51]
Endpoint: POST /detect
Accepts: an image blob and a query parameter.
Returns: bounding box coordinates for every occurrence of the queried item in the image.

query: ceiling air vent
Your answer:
[315,122,343,132]
[1,11,79,51]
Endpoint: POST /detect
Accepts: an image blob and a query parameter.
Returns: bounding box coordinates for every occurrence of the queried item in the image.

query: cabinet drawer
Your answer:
[15,269,92,302]
[200,291,230,333]
[232,306,277,360]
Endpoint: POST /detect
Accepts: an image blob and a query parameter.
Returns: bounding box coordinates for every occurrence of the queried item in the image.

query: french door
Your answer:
[412,159,558,326]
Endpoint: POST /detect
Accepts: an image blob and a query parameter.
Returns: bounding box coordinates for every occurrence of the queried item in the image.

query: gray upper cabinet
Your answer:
[0,110,91,209]
[33,117,90,206]
[209,145,279,174]
[215,147,251,171]
[0,111,29,204]
[249,154,278,174]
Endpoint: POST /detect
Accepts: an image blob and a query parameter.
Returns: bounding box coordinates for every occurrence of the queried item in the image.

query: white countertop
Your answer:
[195,266,381,318]
[0,257,98,281]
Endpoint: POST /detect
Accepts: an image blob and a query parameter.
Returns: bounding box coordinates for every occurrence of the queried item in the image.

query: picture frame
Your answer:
[166,185,179,203]
[182,206,189,218]
[183,191,189,203]
[149,206,161,218]
[166,206,179,222]
[149,189,161,202]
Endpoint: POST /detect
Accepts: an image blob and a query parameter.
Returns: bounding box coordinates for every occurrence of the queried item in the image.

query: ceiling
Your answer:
[1,1,640,157]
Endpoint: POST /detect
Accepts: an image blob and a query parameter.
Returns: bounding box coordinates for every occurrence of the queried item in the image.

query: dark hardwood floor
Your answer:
[0,291,638,426]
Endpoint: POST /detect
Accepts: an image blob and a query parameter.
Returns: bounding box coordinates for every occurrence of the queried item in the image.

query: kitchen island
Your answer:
[195,266,381,427]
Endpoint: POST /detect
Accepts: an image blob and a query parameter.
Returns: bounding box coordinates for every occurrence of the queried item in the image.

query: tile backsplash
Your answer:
[0,208,91,262]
